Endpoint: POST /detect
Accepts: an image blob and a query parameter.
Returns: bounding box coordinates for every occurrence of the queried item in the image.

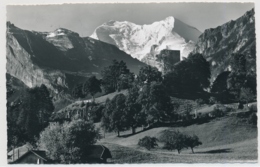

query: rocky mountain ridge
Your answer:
[6,22,145,101]
[192,8,256,81]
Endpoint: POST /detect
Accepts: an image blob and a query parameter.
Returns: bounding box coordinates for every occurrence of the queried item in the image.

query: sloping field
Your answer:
[102,138,257,163]
[56,89,128,113]
[191,102,256,115]
[98,114,258,163]
[100,115,257,148]
[92,89,128,104]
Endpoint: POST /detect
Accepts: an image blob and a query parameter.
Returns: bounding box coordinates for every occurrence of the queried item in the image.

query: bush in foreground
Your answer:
[37,119,100,164]
[138,136,158,150]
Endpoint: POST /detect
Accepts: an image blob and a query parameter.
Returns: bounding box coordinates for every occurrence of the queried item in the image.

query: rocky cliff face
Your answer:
[192,8,256,81]
[7,26,68,96]
[6,22,145,100]
[91,17,201,69]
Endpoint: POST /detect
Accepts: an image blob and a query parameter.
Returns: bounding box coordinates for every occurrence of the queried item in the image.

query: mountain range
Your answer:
[6,8,256,110]
[6,22,145,100]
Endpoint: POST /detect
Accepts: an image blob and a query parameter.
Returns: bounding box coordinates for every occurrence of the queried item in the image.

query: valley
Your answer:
[6,5,257,165]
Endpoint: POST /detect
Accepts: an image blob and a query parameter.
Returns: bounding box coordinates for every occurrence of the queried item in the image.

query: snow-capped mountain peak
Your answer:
[90,16,201,69]
[46,28,78,38]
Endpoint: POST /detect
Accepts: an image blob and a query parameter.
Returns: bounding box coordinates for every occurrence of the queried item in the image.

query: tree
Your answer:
[7,100,28,148]
[7,113,19,148]
[239,87,255,107]
[38,120,100,164]
[245,72,257,95]
[33,85,54,125]
[138,136,158,150]
[211,71,231,93]
[163,53,210,95]
[149,82,173,122]
[230,53,246,74]
[83,76,102,102]
[22,101,40,144]
[160,130,202,154]
[124,84,143,134]
[228,73,256,103]
[101,60,133,93]
[137,65,162,85]
[227,73,247,99]
[111,94,128,136]
[186,54,211,91]
[14,84,54,145]
[137,82,173,125]
[88,104,104,123]
[211,71,232,103]
[184,135,202,153]
[72,83,85,99]
[160,130,187,154]
[101,94,128,137]
[101,99,113,136]
[227,54,248,100]
[117,73,135,91]
[182,104,193,123]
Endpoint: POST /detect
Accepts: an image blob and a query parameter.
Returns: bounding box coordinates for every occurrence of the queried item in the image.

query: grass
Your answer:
[100,115,257,148]
[91,89,128,104]
[191,102,257,115]
[53,89,257,163]
[98,113,257,163]
[101,138,257,163]
[56,89,128,113]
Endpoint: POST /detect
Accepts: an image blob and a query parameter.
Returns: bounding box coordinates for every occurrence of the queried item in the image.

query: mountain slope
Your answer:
[91,17,201,70]
[6,22,145,101]
[192,8,256,81]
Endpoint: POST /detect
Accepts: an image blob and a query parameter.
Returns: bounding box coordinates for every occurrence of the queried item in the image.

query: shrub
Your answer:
[209,96,217,105]
[217,104,233,112]
[212,104,231,117]
[195,98,205,106]
[138,136,158,150]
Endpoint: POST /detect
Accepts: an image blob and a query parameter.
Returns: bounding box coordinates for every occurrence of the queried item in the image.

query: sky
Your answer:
[6,3,255,37]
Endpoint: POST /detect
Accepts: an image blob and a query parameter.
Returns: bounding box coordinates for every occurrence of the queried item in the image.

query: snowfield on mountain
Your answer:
[91,16,201,66]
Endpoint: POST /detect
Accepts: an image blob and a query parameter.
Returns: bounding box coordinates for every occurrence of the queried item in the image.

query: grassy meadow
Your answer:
[97,109,257,163]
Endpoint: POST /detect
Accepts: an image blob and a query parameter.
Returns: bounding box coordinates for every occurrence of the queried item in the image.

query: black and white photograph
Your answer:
[3,0,258,164]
